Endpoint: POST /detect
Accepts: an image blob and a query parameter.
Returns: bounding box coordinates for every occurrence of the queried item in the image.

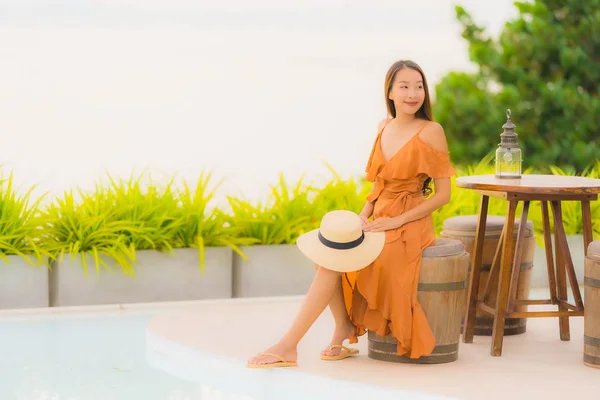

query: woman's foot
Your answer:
[320,321,357,358]
[247,342,298,368]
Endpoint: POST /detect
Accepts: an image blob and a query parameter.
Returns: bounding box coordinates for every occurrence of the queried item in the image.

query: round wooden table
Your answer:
[456,174,600,357]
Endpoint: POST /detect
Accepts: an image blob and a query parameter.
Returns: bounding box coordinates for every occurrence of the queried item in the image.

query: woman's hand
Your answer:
[359,213,369,229]
[359,202,374,229]
[364,216,405,232]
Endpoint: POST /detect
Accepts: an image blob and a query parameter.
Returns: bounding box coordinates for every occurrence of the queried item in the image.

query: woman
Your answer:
[247,60,455,368]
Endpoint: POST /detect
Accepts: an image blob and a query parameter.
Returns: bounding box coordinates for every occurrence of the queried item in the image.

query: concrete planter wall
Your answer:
[0,256,49,309]
[232,244,314,298]
[531,234,586,288]
[49,247,232,307]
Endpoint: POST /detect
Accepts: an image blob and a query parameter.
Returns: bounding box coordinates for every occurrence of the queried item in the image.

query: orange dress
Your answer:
[342,120,456,359]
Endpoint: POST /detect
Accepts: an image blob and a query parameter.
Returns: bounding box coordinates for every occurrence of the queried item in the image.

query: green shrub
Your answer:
[308,163,372,223]
[434,1,600,171]
[226,174,316,245]
[172,172,256,268]
[8,157,600,276]
[39,187,139,275]
[0,170,46,266]
[39,171,253,274]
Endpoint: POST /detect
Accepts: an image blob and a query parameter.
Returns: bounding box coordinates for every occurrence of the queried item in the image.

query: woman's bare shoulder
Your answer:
[419,121,449,152]
[377,117,392,132]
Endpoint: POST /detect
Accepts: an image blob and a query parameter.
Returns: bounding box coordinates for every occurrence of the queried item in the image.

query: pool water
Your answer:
[0,311,199,400]
[0,310,455,400]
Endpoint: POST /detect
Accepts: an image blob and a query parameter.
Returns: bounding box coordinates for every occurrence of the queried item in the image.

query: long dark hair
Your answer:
[384,60,434,197]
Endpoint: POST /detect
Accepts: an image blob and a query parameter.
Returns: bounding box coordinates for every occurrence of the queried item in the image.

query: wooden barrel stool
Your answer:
[440,215,535,336]
[584,240,600,369]
[367,238,470,364]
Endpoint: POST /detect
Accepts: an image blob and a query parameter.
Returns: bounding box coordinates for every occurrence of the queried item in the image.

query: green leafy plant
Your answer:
[308,163,372,225]
[16,156,600,276]
[527,161,600,244]
[587,161,600,238]
[225,164,374,246]
[102,172,184,252]
[40,170,257,275]
[39,187,140,276]
[0,170,46,266]
[435,1,600,171]
[226,174,316,245]
[172,172,256,270]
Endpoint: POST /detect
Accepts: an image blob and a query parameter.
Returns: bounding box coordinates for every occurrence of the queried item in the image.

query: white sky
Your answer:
[0,0,519,204]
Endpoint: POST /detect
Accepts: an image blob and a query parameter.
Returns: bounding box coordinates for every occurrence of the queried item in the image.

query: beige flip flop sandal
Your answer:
[246,352,298,369]
[320,345,359,361]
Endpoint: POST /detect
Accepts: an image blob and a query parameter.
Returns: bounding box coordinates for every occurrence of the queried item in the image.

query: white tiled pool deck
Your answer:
[144,288,599,400]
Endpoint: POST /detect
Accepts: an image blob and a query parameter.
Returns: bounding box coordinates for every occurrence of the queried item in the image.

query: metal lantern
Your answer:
[495,109,522,179]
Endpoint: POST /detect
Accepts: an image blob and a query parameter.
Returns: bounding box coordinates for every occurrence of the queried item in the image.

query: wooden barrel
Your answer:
[584,240,600,369]
[440,215,535,336]
[367,238,469,364]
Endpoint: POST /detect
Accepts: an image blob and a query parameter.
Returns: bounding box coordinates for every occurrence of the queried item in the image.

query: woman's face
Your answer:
[388,68,425,116]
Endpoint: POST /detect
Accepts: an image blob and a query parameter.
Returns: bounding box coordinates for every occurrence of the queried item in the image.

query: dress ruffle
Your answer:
[365,133,456,184]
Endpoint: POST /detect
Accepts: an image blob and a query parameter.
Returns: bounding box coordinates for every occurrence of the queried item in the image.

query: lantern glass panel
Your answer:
[495,146,522,178]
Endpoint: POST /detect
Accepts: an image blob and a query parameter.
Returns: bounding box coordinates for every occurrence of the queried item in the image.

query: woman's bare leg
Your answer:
[311,264,356,356]
[320,272,357,357]
[247,266,343,366]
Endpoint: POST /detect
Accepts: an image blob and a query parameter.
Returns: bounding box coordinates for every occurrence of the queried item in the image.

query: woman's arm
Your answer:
[359,182,379,228]
[359,198,375,218]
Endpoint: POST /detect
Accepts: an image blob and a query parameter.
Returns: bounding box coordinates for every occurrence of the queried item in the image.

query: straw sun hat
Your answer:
[296,210,385,273]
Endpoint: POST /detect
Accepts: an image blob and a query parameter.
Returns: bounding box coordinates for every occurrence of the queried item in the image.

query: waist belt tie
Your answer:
[377,187,424,244]
[367,178,423,203]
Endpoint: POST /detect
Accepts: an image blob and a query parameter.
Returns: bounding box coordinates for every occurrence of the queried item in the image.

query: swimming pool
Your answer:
[0,308,456,400]
[0,311,198,400]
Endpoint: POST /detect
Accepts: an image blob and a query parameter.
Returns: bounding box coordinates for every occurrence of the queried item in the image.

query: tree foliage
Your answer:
[434,0,600,171]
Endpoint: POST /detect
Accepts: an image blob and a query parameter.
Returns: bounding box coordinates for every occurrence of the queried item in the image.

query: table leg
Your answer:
[508,200,530,313]
[483,224,505,304]
[582,200,593,256]
[463,195,489,344]
[491,199,517,356]
[541,201,558,303]
[551,201,570,340]
[552,201,584,312]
